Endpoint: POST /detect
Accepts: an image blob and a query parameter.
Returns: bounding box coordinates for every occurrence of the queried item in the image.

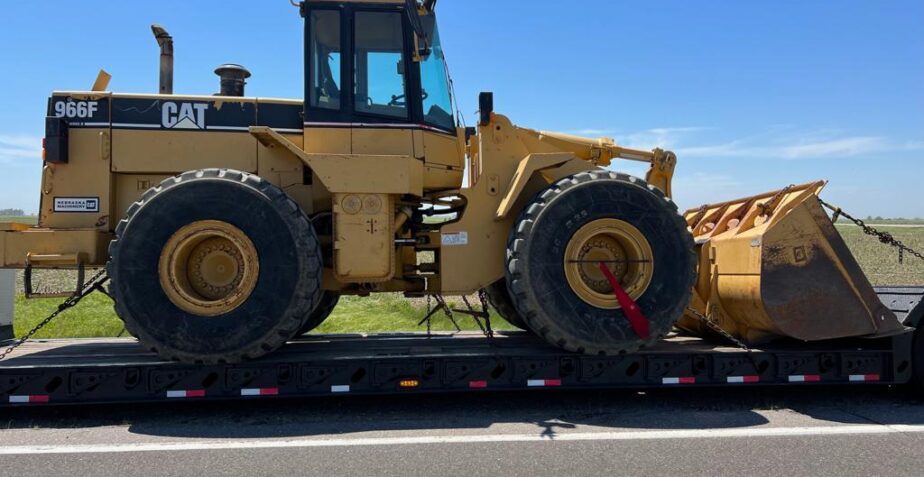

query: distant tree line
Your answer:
[0,208,25,216]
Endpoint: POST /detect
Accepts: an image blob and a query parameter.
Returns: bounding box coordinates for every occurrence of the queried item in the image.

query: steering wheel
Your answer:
[388,94,407,107]
[387,90,429,107]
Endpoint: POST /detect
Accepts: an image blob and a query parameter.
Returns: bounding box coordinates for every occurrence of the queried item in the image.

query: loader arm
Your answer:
[514,129,678,198]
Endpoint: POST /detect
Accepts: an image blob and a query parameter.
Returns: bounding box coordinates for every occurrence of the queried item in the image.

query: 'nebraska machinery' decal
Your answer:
[53,197,100,213]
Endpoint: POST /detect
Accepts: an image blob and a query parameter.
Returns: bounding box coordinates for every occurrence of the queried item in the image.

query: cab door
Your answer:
[350,9,415,157]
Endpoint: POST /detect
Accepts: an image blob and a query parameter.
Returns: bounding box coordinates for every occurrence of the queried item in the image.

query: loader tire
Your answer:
[108,169,322,364]
[506,171,696,355]
[485,280,530,331]
[298,291,340,335]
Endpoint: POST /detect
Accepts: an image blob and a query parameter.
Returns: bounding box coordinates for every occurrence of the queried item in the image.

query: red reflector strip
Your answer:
[527,379,562,387]
[788,375,822,383]
[241,388,279,396]
[727,376,760,384]
[662,377,696,385]
[166,390,206,398]
[9,395,50,404]
[469,380,488,389]
[849,374,881,382]
[331,385,351,393]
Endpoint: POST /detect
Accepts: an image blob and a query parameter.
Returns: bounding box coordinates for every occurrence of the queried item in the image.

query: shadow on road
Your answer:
[1,386,922,440]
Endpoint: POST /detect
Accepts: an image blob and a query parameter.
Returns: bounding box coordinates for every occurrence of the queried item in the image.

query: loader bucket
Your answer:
[677,181,905,345]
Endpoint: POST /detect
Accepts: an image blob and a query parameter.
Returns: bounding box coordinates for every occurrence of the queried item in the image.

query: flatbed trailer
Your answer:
[1,287,923,407]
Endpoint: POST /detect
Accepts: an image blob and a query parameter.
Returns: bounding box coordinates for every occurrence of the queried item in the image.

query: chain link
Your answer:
[819,198,924,265]
[0,269,110,361]
[684,306,751,352]
[757,184,795,217]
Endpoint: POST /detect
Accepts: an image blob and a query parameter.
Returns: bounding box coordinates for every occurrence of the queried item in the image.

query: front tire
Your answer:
[485,280,530,331]
[298,291,340,334]
[108,169,322,364]
[506,171,696,355]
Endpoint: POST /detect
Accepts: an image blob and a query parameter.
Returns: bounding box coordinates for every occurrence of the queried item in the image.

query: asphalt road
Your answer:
[1,386,923,477]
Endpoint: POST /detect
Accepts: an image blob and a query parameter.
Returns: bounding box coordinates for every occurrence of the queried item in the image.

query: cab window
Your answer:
[308,10,341,111]
[354,11,408,119]
[419,15,455,131]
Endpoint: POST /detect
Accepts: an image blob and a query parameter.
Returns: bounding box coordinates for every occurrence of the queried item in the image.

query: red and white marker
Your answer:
[788,375,822,383]
[8,395,50,404]
[726,376,760,384]
[662,377,696,385]
[240,387,279,397]
[330,385,351,393]
[849,374,880,382]
[166,390,206,398]
[527,379,562,388]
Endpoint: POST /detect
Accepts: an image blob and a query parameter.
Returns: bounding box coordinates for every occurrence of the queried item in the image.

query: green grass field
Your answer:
[11,223,924,339]
[0,216,37,225]
[13,291,515,339]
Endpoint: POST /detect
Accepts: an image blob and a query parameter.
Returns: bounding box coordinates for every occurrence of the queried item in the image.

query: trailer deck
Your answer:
[1,287,922,406]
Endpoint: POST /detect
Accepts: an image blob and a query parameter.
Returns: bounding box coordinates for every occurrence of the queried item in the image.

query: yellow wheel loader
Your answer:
[0,0,903,364]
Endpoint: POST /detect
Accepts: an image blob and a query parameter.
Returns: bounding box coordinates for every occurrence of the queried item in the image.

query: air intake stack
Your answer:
[215,64,252,97]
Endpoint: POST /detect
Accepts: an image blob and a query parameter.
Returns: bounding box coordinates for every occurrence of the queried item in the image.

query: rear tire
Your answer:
[298,291,340,334]
[506,171,696,355]
[485,280,530,331]
[108,169,322,364]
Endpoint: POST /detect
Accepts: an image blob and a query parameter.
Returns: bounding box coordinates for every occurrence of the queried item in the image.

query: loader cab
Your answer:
[302,0,464,189]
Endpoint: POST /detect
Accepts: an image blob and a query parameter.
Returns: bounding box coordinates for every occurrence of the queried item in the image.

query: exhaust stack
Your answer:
[214,64,252,97]
[151,24,173,95]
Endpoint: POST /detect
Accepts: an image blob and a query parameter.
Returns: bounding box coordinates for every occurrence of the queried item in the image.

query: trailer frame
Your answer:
[1,287,922,407]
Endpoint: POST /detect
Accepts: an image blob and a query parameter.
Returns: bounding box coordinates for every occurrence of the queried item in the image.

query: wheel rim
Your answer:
[158,220,260,317]
[563,219,654,310]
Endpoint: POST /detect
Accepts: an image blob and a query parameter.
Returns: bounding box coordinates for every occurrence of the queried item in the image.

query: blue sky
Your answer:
[1,1,922,216]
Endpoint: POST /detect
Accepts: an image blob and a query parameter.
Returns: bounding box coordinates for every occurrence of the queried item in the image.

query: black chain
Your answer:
[819,198,924,265]
[0,269,110,361]
[685,306,751,352]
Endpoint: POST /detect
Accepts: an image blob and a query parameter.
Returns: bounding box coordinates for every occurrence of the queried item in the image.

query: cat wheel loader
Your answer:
[0,0,903,364]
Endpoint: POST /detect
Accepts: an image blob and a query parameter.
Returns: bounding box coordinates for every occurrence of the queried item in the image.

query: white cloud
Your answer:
[0,134,42,164]
[565,127,709,151]
[676,131,920,160]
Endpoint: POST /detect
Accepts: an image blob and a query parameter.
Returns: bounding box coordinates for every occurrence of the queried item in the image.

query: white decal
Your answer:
[54,100,99,119]
[162,102,209,130]
[441,231,469,246]
[53,197,100,213]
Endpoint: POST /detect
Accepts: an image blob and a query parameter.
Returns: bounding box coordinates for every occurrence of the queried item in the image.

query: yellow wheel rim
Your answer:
[158,220,260,317]
[563,219,654,310]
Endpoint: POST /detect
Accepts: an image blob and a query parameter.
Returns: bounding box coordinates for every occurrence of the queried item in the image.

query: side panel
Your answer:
[421,129,464,189]
[40,128,113,230]
[109,95,258,173]
[352,128,415,156]
[113,174,172,223]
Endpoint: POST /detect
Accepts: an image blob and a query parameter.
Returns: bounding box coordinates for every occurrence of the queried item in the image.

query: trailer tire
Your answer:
[506,171,696,355]
[298,291,340,334]
[108,169,322,364]
[485,280,530,331]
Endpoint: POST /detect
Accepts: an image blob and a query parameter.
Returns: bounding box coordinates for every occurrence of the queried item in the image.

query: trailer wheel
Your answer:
[485,280,530,331]
[298,291,340,334]
[108,169,322,364]
[506,171,696,355]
